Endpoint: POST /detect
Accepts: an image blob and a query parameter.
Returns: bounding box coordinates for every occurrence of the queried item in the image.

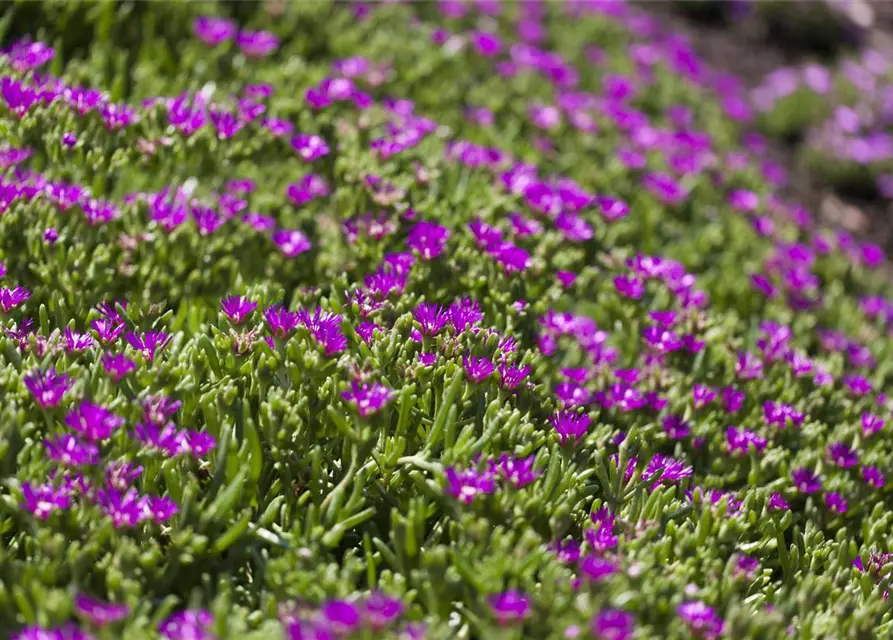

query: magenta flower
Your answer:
[146,495,179,523]
[20,481,71,519]
[221,296,258,325]
[363,592,404,630]
[768,492,790,511]
[862,412,885,437]
[132,421,182,457]
[487,591,530,625]
[272,229,312,257]
[592,609,635,640]
[97,487,148,528]
[125,330,171,361]
[46,435,99,467]
[65,402,124,441]
[264,305,300,338]
[290,134,330,162]
[449,297,483,332]
[193,16,237,46]
[298,307,348,355]
[579,555,618,582]
[863,466,886,489]
[286,174,330,206]
[12,624,91,640]
[825,491,848,514]
[677,601,723,640]
[321,600,362,635]
[92,317,126,344]
[159,610,214,640]
[236,30,279,57]
[792,467,822,494]
[101,353,137,380]
[549,411,591,446]
[691,384,716,409]
[0,285,30,312]
[105,461,144,491]
[74,594,130,625]
[342,381,395,417]
[827,442,859,469]
[64,327,95,353]
[24,368,73,408]
[413,302,449,336]
[764,401,805,429]
[726,426,767,457]
[613,275,644,299]
[735,351,764,379]
[498,363,531,390]
[444,466,495,504]
[463,355,495,383]
[662,415,691,440]
[491,454,540,488]
[407,221,450,260]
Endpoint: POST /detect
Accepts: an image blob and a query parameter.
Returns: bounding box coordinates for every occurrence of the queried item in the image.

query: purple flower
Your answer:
[272,229,312,257]
[644,172,687,204]
[297,307,348,355]
[827,442,859,468]
[132,422,182,457]
[97,487,149,528]
[463,355,495,383]
[101,353,136,380]
[492,454,540,488]
[193,16,236,46]
[579,555,618,582]
[290,134,330,162]
[863,466,885,489]
[20,481,71,519]
[74,594,130,625]
[592,609,635,640]
[677,601,723,640]
[146,495,179,523]
[726,426,767,457]
[662,415,690,440]
[236,30,279,57]
[24,368,73,408]
[159,610,214,640]
[64,402,124,441]
[0,285,30,312]
[12,624,91,640]
[342,381,395,417]
[825,491,848,514]
[792,467,822,494]
[843,374,873,397]
[413,302,449,336]
[105,461,143,491]
[264,305,300,338]
[125,330,172,362]
[644,454,693,487]
[498,363,531,391]
[487,591,530,625]
[449,297,483,332]
[549,411,591,446]
[735,352,764,380]
[63,327,95,353]
[764,401,805,429]
[407,221,450,260]
[92,317,126,344]
[862,412,885,437]
[768,492,790,511]
[321,600,361,634]
[221,296,258,325]
[62,132,77,148]
[286,174,330,206]
[613,275,644,299]
[721,387,745,413]
[363,592,404,630]
[691,384,716,409]
[445,466,495,504]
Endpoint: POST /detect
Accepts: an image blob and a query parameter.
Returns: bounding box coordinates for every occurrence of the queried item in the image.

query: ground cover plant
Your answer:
[3,0,893,638]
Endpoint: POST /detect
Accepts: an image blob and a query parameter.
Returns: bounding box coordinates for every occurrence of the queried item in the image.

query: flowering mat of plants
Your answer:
[3,1,893,638]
